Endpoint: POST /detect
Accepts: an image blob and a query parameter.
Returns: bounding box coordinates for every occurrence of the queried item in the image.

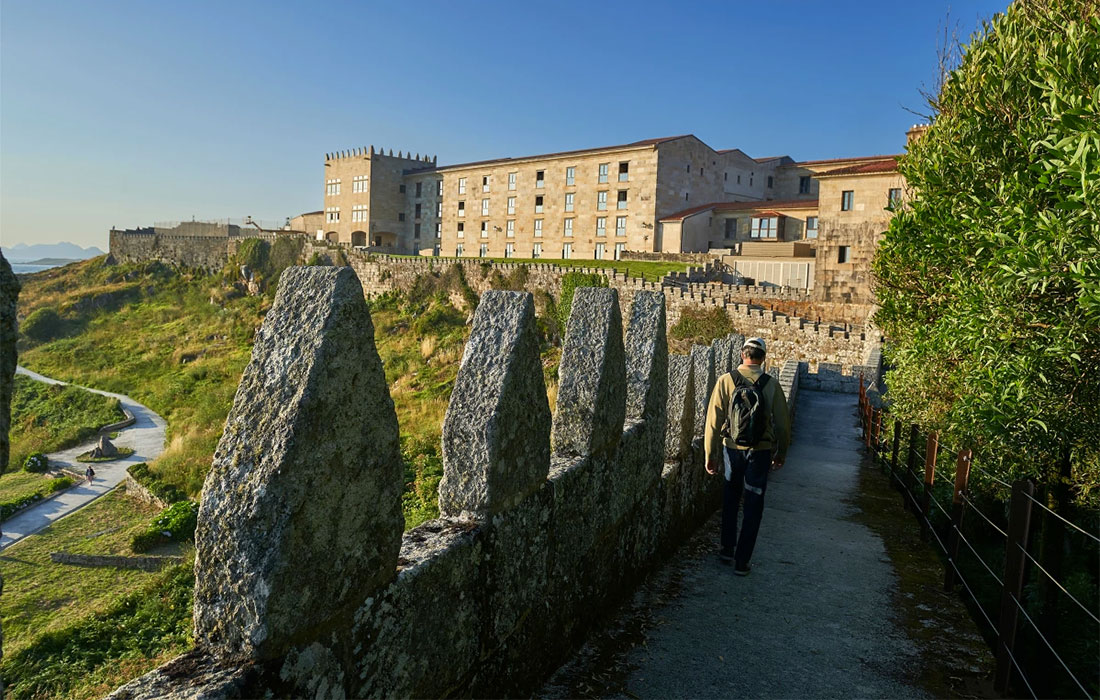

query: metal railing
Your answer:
[858,381,1099,699]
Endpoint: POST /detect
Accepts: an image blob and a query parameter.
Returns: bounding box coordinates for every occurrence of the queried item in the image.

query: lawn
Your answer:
[0,471,56,507]
[8,373,126,472]
[479,256,689,282]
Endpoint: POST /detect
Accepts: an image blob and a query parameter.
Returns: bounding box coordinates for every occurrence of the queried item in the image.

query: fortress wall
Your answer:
[109,228,233,271]
[110,275,764,699]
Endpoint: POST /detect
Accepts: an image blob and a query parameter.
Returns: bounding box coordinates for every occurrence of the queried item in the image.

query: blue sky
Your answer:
[1,0,1010,249]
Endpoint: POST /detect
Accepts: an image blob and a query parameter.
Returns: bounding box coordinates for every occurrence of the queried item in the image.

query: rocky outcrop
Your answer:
[193,266,403,662]
[90,435,119,459]
[0,251,19,472]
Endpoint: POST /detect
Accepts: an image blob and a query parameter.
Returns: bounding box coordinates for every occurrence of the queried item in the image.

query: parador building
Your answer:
[289,127,923,303]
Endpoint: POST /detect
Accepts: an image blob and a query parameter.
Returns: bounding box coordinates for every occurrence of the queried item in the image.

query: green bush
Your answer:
[0,491,44,520]
[46,476,74,493]
[126,463,187,505]
[873,0,1100,503]
[669,306,735,347]
[130,500,199,553]
[23,453,48,473]
[20,307,65,343]
[558,271,608,333]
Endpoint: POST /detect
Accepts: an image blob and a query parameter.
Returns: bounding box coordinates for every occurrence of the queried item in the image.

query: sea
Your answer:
[11,263,58,275]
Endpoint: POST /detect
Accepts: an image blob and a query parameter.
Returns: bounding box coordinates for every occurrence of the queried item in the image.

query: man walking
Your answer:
[704,337,791,576]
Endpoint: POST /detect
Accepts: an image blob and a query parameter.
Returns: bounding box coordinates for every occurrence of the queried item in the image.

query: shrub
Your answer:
[669,306,735,347]
[131,500,199,553]
[47,476,74,493]
[127,463,187,505]
[20,307,65,342]
[23,452,49,473]
[0,492,44,520]
[558,271,608,333]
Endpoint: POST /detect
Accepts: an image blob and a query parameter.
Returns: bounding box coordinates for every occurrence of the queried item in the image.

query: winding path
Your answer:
[0,366,167,550]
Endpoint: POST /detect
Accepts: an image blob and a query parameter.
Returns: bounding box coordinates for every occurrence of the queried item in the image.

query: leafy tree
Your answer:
[874,0,1099,503]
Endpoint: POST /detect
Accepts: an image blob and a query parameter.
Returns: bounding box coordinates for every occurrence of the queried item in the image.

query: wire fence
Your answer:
[858,381,1100,699]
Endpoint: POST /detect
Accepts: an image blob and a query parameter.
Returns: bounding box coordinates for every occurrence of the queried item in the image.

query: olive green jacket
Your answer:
[704,364,791,465]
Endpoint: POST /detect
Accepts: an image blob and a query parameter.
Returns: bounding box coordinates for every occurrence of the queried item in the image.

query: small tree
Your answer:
[874,0,1100,503]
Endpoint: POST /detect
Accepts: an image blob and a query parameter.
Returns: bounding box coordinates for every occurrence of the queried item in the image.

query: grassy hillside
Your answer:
[8,373,126,471]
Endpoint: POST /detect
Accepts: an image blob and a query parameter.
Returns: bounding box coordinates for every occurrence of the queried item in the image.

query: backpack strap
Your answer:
[754,373,771,389]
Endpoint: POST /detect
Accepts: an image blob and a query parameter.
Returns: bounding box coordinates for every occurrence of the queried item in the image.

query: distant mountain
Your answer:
[1,242,104,263]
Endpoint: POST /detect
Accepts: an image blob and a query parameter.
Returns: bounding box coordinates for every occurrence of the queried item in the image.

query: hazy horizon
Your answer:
[1,0,1009,249]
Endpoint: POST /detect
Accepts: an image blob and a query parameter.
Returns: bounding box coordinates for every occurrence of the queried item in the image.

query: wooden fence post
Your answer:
[920,432,939,541]
[944,449,971,591]
[994,479,1036,693]
[865,402,873,447]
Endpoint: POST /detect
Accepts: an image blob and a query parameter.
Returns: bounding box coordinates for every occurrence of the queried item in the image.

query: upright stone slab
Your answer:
[712,336,731,380]
[0,252,18,473]
[193,266,403,662]
[691,344,716,438]
[553,287,626,458]
[625,291,667,429]
[729,333,745,367]
[438,291,551,519]
[665,355,695,462]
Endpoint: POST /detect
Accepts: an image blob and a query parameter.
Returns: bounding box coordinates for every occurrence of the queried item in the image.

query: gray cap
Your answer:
[744,337,767,353]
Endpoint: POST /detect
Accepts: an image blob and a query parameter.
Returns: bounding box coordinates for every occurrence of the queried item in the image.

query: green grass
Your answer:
[477,256,689,282]
[0,471,56,505]
[76,447,135,463]
[8,373,126,472]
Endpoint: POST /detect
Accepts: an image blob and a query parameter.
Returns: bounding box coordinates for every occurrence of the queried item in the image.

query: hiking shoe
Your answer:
[733,562,751,576]
[718,550,735,565]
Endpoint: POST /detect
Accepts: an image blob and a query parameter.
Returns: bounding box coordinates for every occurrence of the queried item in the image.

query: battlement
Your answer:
[324,144,437,164]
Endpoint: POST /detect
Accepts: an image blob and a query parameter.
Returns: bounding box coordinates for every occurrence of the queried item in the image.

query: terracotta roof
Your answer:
[815,158,900,177]
[795,154,902,166]
[659,198,819,222]
[409,135,693,174]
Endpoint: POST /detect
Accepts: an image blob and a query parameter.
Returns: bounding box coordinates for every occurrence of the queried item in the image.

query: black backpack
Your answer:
[725,372,771,447]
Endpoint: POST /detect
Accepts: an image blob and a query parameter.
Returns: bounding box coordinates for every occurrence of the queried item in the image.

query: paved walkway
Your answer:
[0,366,167,550]
[614,390,925,698]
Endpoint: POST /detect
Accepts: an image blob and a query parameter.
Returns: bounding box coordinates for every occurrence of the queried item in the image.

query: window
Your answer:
[415,181,422,198]
[564,218,573,237]
[436,222,442,239]
[737,174,741,184]
[436,202,443,217]
[806,216,818,239]
[534,195,544,213]
[481,199,490,216]
[534,219,543,237]
[617,190,628,209]
[685,164,690,173]
[595,242,606,259]
[767,176,774,189]
[700,167,704,176]
[615,216,627,236]
[724,219,737,239]
[458,178,467,195]
[353,175,368,193]
[480,221,488,238]
[838,246,850,263]
[562,242,572,259]
[458,201,465,217]
[325,206,340,223]
[565,193,574,212]
[533,242,542,258]
[508,172,516,190]
[505,242,514,258]
[398,213,405,222]
[841,190,854,211]
[457,222,464,238]
[352,204,367,222]
[482,176,490,192]
[414,223,421,238]
[456,244,464,256]
[685,192,690,201]
[535,170,545,188]
[479,243,488,257]
[750,216,779,239]
[888,188,902,206]
[414,203,422,219]
[598,163,609,183]
[326,179,341,196]
[799,176,811,194]
[436,180,444,196]
[399,184,405,194]
[596,217,606,236]
[566,166,575,186]
[506,220,515,237]
[618,162,629,182]
[614,242,625,260]
[749,177,753,187]
[597,191,608,211]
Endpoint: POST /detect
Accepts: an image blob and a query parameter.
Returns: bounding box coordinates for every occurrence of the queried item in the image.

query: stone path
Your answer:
[544,389,933,699]
[0,366,167,550]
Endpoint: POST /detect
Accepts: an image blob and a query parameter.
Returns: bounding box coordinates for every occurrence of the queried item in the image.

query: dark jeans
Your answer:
[720,446,772,565]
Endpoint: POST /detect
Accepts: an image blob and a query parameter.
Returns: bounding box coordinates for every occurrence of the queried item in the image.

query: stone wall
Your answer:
[49,552,182,572]
[109,270,778,699]
[0,251,18,471]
